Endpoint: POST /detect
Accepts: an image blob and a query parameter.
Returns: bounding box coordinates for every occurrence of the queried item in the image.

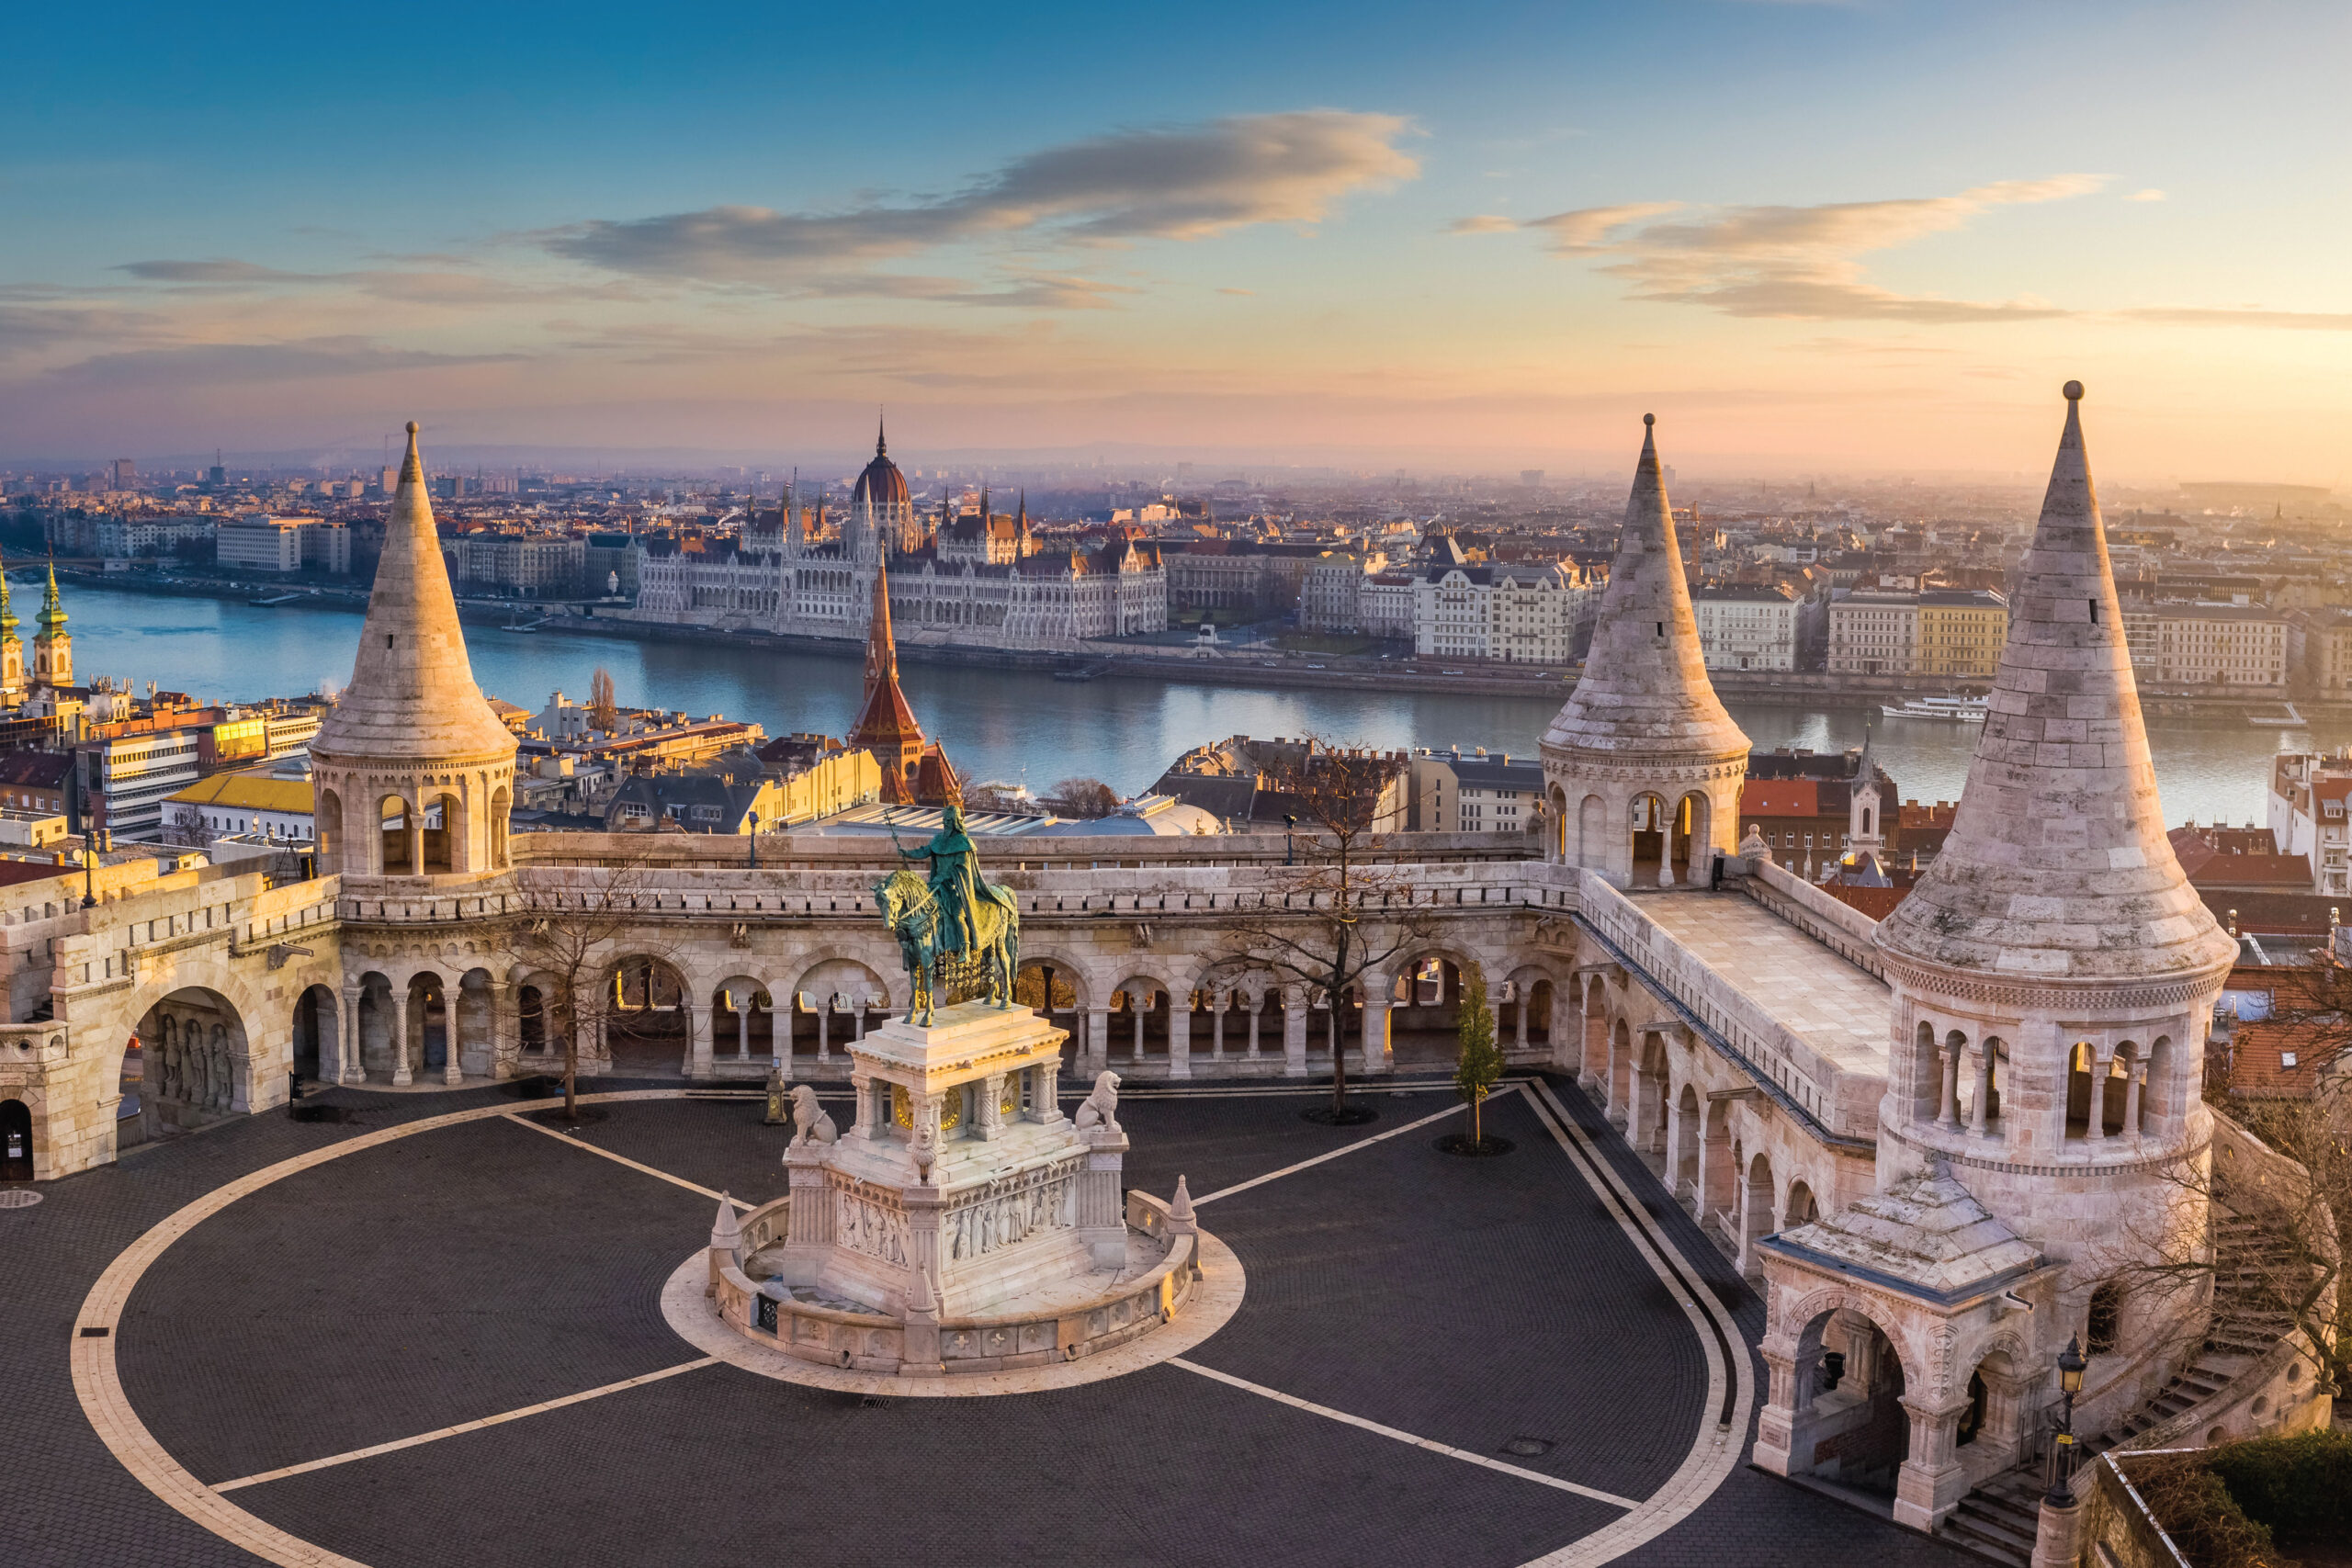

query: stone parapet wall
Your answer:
[516,829,1532,873]
[1578,870,1871,1142]
[1738,860,1885,980]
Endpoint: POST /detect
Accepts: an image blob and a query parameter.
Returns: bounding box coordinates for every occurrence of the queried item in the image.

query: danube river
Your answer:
[52,581,2352,828]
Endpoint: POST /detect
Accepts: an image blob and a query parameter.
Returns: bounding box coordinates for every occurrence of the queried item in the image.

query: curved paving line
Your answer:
[70,1090,690,1568]
[1514,1080,1758,1568]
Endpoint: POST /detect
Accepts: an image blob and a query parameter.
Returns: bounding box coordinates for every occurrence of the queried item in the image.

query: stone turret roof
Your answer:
[1760,1165,2043,1304]
[312,423,516,767]
[1875,385,2235,985]
[1543,417,1748,762]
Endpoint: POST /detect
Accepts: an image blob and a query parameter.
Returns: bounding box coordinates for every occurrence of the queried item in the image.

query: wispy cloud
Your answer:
[2125,188,2167,202]
[544,110,1419,288]
[115,259,341,285]
[39,337,526,389]
[1460,177,2101,321]
[2120,306,2352,331]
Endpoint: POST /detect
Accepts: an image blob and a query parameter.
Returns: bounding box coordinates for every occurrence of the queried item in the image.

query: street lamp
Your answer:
[2046,1335,2088,1506]
[747,812,760,868]
[1283,813,1297,866]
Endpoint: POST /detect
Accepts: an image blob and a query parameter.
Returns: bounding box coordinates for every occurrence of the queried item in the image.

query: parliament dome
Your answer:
[851,419,910,512]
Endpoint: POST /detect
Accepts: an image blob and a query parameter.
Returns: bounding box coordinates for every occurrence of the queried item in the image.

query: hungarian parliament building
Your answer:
[625,428,1168,649]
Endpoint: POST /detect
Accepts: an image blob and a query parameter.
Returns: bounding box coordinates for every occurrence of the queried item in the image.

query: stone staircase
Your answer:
[1932,1207,2290,1567]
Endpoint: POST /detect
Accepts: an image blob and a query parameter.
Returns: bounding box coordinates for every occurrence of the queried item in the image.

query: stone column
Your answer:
[735,997,751,1061]
[404,809,422,876]
[816,1005,831,1062]
[1169,997,1192,1080]
[1246,1000,1261,1060]
[2085,1048,2109,1146]
[1937,1043,1961,1128]
[1892,1395,1972,1532]
[443,987,464,1085]
[1664,1092,1689,1204]
[686,997,713,1082]
[337,986,364,1085]
[2123,1062,2145,1138]
[1750,1342,1803,1476]
[1362,998,1390,1073]
[1283,989,1307,1077]
[778,1142,834,1287]
[1968,1046,1992,1135]
[1086,1007,1109,1070]
[1513,994,1528,1048]
[488,980,516,1081]
[390,984,413,1087]
[1210,994,1227,1059]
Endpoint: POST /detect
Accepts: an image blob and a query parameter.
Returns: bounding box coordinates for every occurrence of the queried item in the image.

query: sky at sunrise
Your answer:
[6,0,2348,482]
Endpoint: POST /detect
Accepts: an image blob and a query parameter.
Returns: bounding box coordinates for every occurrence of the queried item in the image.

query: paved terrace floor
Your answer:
[1623,891,1892,1077]
[13,1074,1974,1568]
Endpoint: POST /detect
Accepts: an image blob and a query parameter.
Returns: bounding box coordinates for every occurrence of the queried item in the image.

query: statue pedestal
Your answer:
[781,1000,1090,1318]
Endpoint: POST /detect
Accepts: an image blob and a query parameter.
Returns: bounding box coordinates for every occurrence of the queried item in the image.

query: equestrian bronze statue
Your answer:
[875,806,1022,1025]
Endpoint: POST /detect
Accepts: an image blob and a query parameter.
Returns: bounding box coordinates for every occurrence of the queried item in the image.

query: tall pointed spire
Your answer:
[1542,414,1747,758]
[38,558,66,638]
[0,549,17,646]
[850,554,926,804]
[312,421,514,764]
[1877,383,2232,984]
[876,410,888,458]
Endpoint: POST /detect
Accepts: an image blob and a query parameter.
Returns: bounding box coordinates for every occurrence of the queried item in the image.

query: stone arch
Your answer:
[2086,1281,2123,1356]
[1674,790,1713,884]
[379,793,416,875]
[421,787,463,874]
[1502,964,1555,1052]
[1608,1014,1633,1126]
[792,955,892,1061]
[1784,1179,1819,1227]
[1742,1150,1777,1273]
[2140,1035,2173,1135]
[289,982,339,1084]
[1778,1293,1921,1497]
[1633,1031,1670,1156]
[604,953,691,1076]
[0,1096,31,1180]
[1548,784,1569,861]
[1012,956,1087,1068]
[454,967,498,1079]
[1673,1082,1701,1204]
[316,788,344,871]
[488,784,511,868]
[1577,793,1604,869]
[1962,1035,2006,1134]
[131,985,252,1131]
[1387,943,1487,1066]
[710,974,775,1065]
[1630,791,1671,886]
[403,968,457,1083]
[1109,973,1175,1060]
[1580,975,1609,1083]
[1700,1096,1736,1225]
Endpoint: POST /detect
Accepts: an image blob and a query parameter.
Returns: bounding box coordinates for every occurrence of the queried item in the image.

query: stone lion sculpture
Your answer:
[1073,1069,1122,1134]
[790,1084,838,1145]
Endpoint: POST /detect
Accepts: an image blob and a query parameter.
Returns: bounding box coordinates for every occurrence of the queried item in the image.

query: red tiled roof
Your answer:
[1741,780,1820,817]
[2225,1020,2346,1099]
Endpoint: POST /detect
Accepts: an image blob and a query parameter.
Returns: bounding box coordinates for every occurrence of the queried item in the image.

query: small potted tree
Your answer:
[1446,964,1510,1156]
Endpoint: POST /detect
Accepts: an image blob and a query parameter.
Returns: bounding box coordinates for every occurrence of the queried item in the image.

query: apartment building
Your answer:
[1826,591,1917,676]
[1915,589,2007,680]
[2121,604,2289,686]
[1413,563,1588,663]
[1690,583,1804,671]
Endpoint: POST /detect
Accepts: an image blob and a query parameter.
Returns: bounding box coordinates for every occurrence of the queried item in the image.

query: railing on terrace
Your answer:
[511,828,1537,872]
[1575,869,1876,1151]
[339,855,1589,927]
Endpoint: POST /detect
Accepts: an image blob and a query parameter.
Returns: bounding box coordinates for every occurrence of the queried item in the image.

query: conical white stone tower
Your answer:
[311,422,518,882]
[1872,382,2233,1409]
[1541,415,1750,886]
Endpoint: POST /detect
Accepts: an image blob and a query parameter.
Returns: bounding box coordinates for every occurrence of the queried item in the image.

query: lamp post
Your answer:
[2045,1334,2087,1506]
[747,811,759,868]
[1283,813,1297,866]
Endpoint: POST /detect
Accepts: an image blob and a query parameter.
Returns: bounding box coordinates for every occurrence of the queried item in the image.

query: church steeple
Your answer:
[31,558,70,689]
[850,554,927,804]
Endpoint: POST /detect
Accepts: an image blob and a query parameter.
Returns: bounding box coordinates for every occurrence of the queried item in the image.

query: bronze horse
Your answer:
[874,867,1021,1025]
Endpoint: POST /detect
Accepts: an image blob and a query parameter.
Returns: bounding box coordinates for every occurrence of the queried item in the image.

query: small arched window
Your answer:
[2086,1282,2122,1355]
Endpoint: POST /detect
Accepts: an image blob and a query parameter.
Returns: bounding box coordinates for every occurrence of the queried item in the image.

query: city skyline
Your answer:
[5,2,2348,483]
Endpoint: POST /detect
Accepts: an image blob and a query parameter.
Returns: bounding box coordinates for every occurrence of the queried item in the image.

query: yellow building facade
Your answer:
[1915,589,2007,680]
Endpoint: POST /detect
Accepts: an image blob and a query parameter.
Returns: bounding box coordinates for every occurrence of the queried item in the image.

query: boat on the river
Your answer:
[2248,703,2306,728]
[248,592,306,608]
[1880,694,1988,724]
[1053,664,1104,682]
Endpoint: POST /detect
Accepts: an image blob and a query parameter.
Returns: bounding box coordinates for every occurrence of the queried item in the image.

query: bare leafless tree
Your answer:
[588,666,619,733]
[1047,776,1121,818]
[2091,964,2348,1397]
[1204,739,1429,1121]
[510,845,680,1120]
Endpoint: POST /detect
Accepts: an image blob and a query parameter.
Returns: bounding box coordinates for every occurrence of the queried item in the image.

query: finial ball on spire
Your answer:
[1643,412,1655,427]
[406,420,419,434]
[2062,380,2084,401]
